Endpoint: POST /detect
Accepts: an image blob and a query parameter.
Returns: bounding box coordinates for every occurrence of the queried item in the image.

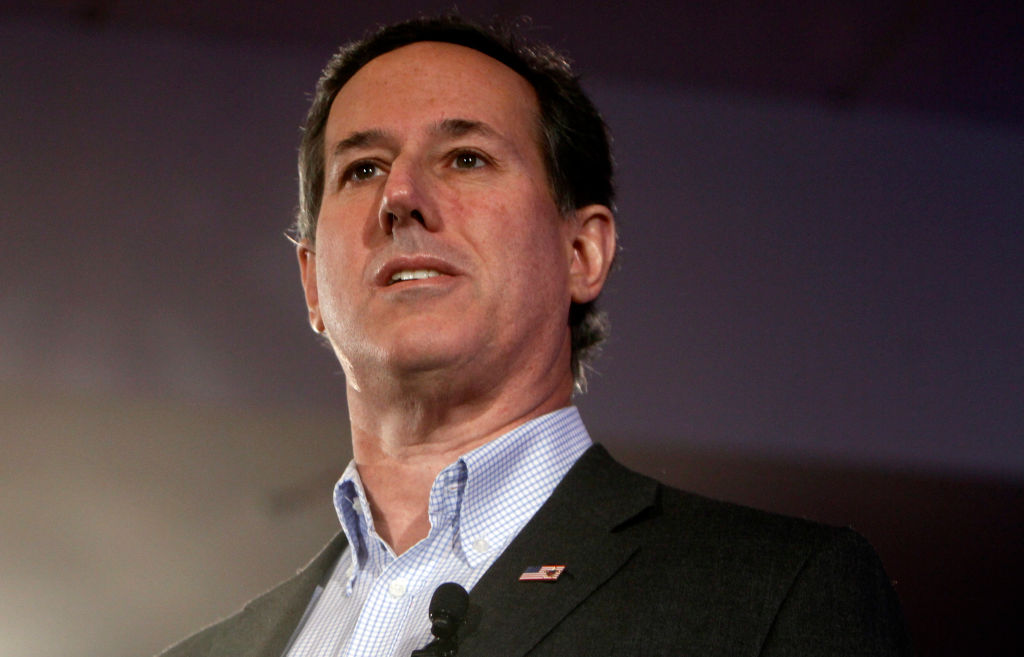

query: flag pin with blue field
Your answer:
[519,565,566,582]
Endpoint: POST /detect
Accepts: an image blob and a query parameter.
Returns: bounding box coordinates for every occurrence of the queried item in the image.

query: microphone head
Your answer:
[428,582,469,640]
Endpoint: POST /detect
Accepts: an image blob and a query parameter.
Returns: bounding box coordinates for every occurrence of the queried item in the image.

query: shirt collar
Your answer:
[456,406,591,566]
[333,406,592,573]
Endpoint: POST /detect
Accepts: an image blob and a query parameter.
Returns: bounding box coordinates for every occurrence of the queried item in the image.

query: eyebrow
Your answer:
[328,128,391,162]
[431,118,502,141]
[327,118,505,164]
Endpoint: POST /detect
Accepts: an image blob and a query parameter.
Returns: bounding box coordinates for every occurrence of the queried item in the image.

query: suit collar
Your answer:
[458,444,658,657]
[185,445,652,657]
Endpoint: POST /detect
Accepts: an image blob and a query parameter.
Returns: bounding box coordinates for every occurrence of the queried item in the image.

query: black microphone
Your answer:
[411,582,469,657]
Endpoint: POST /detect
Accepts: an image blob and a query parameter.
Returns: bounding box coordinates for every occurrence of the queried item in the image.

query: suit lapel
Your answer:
[459,445,658,657]
[210,531,349,657]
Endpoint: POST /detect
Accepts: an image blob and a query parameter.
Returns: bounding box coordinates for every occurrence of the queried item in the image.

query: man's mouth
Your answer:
[388,269,442,284]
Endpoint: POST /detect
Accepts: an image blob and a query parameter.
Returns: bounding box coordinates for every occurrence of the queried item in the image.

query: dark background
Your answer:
[2,2,1021,656]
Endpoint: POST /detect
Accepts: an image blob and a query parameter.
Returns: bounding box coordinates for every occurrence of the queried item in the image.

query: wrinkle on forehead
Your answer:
[325,41,540,144]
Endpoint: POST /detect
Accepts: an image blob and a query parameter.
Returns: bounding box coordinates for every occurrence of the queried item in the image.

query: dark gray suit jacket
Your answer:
[158,445,910,656]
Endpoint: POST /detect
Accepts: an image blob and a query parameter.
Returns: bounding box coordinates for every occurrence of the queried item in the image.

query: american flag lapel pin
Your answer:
[519,565,566,582]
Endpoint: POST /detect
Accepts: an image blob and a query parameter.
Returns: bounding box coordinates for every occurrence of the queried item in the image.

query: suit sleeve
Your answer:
[759,527,911,657]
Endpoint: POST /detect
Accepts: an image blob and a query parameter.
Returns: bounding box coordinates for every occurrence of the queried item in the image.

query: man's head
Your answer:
[295,15,615,391]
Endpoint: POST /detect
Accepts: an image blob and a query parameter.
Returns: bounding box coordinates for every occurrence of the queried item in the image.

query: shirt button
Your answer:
[388,578,408,598]
[473,538,491,553]
[351,498,363,515]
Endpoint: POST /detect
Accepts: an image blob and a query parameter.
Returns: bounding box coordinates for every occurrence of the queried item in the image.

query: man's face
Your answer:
[301,42,581,393]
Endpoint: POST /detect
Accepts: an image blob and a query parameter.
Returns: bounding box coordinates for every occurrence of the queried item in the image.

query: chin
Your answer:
[372,329,478,371]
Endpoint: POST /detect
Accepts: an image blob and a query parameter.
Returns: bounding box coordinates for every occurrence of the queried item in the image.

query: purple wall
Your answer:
[3,18,1021,477]
[3,16,1022,657]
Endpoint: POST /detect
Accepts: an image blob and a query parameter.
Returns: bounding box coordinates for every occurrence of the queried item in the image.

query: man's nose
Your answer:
[377,161,436,235]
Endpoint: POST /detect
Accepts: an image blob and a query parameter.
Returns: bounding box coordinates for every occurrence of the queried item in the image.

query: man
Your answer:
[159,15,909,657]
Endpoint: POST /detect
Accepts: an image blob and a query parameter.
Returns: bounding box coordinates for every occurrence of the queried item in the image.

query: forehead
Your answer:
[326,41,541,143]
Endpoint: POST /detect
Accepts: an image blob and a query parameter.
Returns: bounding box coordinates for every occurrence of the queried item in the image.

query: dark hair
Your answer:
[294,14,615,390]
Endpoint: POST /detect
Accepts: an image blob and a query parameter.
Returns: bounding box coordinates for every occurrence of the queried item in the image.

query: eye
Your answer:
[345,160,383,182]
[451,151,486,169]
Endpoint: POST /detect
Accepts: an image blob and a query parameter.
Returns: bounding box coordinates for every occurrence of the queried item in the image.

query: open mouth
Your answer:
[388,269,443,285]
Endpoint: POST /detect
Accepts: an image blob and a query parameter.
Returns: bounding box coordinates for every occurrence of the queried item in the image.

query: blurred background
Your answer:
[1,1,1021,655]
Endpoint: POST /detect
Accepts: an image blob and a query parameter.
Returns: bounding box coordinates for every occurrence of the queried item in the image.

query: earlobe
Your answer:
[568,204,617,304]
[296,242,325,334]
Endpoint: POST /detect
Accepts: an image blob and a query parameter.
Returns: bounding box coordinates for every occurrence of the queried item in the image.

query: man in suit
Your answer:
[159,15,909,657]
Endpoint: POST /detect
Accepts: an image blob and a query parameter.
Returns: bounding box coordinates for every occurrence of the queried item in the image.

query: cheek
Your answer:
[313,235,361,315]
[317,190,382,250]
[495,203,571,300]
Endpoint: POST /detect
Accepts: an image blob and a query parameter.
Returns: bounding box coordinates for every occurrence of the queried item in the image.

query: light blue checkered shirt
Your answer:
[283,406,592,657]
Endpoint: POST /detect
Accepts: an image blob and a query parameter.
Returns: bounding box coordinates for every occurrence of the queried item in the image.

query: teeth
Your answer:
[390,269,441,283]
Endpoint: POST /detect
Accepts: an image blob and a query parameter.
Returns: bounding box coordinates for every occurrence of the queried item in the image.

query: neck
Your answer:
[344,361,574,555]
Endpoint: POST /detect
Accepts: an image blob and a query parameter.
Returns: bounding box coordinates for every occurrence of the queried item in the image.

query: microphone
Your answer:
[411,582,469,657]
[429,582,469,640]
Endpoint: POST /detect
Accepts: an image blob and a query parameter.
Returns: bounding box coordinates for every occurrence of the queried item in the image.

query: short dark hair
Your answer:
[294,14,615,390]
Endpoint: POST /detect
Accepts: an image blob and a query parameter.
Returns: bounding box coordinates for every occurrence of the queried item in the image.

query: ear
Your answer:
[296,242,325,334]
[568,204,616,304]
